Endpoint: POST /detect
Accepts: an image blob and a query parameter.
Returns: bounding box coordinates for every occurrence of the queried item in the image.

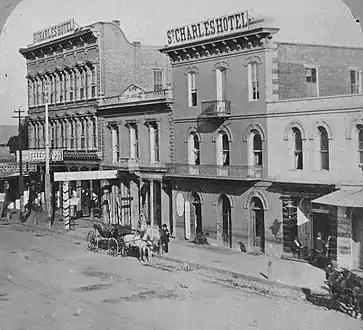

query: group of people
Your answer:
[291,232,331,261]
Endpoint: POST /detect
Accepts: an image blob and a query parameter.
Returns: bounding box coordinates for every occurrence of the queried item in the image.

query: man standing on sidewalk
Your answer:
[161,224,170,253]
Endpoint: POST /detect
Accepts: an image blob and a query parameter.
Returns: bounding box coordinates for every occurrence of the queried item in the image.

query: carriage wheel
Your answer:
[107,238,119,257]
[86,230,97,252]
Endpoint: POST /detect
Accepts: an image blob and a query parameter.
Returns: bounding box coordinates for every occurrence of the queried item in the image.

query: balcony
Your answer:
[201,100,231,118]
[103,158,167,174]
[166,163,262,180]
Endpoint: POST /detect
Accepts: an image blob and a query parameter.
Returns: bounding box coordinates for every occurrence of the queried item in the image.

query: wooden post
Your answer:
[89,179,94,219]
[63,181,70,230]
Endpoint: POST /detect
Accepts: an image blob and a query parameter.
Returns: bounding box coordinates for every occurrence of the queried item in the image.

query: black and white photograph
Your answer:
[0,0,363,328]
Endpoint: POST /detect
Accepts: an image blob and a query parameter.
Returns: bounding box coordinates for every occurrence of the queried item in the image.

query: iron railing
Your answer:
[201,100,232,117]
[166,163,262,179]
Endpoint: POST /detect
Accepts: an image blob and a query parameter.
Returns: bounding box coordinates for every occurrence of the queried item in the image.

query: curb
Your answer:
[2,220,325,299]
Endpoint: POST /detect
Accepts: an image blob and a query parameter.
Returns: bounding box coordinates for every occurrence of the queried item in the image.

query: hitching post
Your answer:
[62,181,70,230]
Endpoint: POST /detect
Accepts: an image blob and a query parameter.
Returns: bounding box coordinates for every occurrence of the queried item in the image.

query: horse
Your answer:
[140,225,164,255]
[122,233,152,263]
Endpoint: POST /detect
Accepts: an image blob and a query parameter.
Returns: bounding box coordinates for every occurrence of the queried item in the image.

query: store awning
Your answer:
[0,172,29,179]
[312,189,363,208]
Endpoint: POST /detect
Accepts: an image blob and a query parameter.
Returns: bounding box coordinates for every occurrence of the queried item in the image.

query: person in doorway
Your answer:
[314,232,326,267]
[291,236,304,259]
[161,224,170,253]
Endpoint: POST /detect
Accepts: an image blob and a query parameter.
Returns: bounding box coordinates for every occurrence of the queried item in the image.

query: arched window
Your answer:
[252,133,262,166]
[293,128,303,170]
[188,133,200,165]
[222,133,230,166]
[318,126,329,170]
[359,127,363,164]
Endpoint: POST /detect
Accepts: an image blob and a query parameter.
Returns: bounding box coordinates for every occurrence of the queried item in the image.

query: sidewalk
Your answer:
[4,214,328,296]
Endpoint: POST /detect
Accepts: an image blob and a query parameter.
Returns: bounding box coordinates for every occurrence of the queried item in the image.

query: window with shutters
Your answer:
[188,72,197,107]
[305,67,319,97]
[248,62,259,101]
[350,69,362,94]
[153,70,163,91]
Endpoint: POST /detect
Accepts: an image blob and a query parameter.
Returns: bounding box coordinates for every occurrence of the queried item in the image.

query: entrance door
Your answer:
[191,192,202,235]
[251,197,265,253]
[221,195,232,248]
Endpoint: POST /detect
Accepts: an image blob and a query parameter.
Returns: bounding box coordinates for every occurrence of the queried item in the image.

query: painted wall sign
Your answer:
[18,149,64,163]
[54,170,118,182]
[176,192,184,217]
[338,238,351,255]
[185,201,191,240]
[0,163,37,173]
[166,11,249,46]
[33,19,76,45]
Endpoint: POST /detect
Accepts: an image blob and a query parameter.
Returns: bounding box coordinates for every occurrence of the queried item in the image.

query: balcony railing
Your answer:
[201,100,231,117]
[166,163,262,179]
[102,158,167,172]
[99,88,173,107]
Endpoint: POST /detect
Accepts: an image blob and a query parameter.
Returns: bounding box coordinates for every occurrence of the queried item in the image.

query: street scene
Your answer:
[1,0,363,328]
[0,221,361,330]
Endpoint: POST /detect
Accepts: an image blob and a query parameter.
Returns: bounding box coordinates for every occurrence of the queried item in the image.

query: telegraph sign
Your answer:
[17,149,64,163]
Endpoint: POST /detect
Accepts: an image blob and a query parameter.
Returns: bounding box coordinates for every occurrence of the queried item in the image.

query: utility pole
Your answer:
[12,107,26,220]
[44,91,52,228]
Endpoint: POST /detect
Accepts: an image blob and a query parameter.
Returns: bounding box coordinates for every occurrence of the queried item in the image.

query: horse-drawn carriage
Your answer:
[324,266,363,319]
[86,222,164,262]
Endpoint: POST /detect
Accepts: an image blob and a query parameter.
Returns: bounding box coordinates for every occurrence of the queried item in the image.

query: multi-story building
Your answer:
[160,3,363,269]
[19,19,172,221]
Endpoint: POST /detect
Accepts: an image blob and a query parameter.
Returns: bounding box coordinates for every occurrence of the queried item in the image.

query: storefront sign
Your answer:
[176,193,184,217]
[338,238,351,255]
[337,216,351,238]
[185,201,191,240]
[54,170,118,182]
[18,149,64,163]
[166,11,249,46]
[0,163,37,173]
[33,19,76,45]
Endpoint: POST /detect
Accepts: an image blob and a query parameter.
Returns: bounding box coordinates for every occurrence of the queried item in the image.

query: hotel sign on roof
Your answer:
[166,11,249,47]
[32,19,76,45]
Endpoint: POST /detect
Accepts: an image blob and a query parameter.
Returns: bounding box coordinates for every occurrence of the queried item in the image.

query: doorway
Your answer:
[220,194,232,248]
[191,192,202,235]
[251,197,265,253]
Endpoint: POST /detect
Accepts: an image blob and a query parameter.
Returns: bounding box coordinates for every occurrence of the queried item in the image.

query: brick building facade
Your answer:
[161,7,363,269]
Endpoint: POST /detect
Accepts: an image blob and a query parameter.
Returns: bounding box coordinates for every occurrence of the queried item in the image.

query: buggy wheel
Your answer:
[86,230,97,252]
[107,238,119,257]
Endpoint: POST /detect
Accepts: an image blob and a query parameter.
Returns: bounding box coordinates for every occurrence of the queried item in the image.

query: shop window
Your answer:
[248,62,259,101]
[293,128,303,170]
[153,70,163,91]
[318,126,329,170]
[188,72,197,107]
[305,67,318,97]
[350,69,362,94]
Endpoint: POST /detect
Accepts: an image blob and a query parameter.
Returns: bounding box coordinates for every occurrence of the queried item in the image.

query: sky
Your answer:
[0,0,363,126]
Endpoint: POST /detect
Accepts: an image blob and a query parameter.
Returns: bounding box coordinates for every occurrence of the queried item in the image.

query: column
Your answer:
[58,182,62,209]
[161,181,170,227]
[130,180,139,230]
[149,180,154,226]
[62,181,70,230]
[76,178,82,217]
[111,126,117,163]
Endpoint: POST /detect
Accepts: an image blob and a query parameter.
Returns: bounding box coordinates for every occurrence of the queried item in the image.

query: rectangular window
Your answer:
[50,77,54,103]
[93,119,97,149]
[188,72,197,107]
[59,75,63,102]
[70,121,75,149]
[32,80,36,106]
[81,120,86,149]
[216,68,227,101]
[80,70,85,99]
[150,123,160,162]
[153,70,163,91]
[248,62,259,101]
[51,124,55,149]
[63,122,68,148]
[130,124,139,158]
[91,67,96,98]
[350,69,362,94]
[305,67,318,97]
[69,73,74,101]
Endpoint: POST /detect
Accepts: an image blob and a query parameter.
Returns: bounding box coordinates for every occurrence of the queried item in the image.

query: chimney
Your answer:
[112,20,120,27]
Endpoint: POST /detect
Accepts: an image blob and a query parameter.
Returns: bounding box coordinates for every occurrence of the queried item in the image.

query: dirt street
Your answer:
[0,223,361,330]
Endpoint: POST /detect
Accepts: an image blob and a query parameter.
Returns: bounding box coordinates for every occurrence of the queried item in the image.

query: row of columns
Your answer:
[28,64,97,107]
[28,116,98,151]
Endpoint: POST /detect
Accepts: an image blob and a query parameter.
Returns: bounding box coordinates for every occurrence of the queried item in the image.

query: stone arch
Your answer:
[212,125,233,143]
[346,117,363,139]
[212,193,235,208]
[186,191,204,205]
[283,121,307,140]
[184,66,200,75]
[242,55,262,67]
[315,120,333,140]
[184,127,203,143]
[244,123,266,141]
[213,61,230,71]
[243,189,268,210]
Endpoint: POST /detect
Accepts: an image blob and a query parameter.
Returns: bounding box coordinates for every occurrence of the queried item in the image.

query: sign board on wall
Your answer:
[166,11,249,46]
[0,163,37,173]
[54,170,118,182]
[32,19,76,45]
[185,201,191,240]
[17,149,64,163]
[176,193,184,217]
